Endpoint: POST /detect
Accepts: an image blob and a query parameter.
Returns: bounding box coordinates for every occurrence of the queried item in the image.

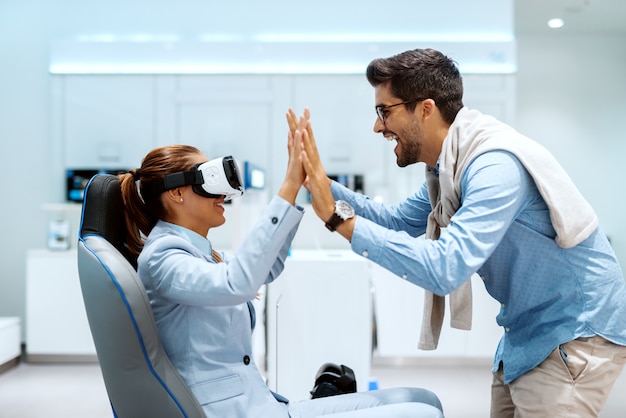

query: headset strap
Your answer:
[141,169,203,202]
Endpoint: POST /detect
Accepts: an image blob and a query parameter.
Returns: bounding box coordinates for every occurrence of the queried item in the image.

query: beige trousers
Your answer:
[490,336,626,418]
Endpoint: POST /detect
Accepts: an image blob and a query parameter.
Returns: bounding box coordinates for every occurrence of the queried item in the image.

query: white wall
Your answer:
[515,34,626,265]
[0,2,59,323]
[0,1,624,345]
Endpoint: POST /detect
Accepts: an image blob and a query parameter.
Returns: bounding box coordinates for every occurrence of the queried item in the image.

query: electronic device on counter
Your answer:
[243,161,266,190]
[66,168,127,202]
[47,219,70,250]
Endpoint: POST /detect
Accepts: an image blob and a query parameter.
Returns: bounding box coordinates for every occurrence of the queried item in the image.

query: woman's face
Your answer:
[173,153,228,236]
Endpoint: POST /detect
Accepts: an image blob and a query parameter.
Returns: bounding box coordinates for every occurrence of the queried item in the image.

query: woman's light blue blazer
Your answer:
[137,196,303,417]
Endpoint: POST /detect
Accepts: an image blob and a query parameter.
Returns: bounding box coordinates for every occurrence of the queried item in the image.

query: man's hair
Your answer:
[366,48,464,124]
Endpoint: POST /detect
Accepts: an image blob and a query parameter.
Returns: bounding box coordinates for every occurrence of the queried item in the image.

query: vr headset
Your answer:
[143,156,244,202]
[310,363,357,399]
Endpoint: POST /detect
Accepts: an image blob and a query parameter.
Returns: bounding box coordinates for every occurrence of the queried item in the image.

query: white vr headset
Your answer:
[155,155,244,201]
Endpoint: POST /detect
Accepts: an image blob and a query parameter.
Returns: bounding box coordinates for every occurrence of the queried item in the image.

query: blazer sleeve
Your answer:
[143,196,303,306]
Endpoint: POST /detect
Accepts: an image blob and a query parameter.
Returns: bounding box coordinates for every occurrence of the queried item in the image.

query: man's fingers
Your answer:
[286,108,298,134]
[301,127,320,166]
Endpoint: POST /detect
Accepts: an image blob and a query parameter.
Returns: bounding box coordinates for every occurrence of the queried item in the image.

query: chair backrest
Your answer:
[77,173,205,418]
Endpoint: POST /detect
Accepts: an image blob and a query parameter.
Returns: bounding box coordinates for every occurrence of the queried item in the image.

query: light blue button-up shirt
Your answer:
[334,150,626,383]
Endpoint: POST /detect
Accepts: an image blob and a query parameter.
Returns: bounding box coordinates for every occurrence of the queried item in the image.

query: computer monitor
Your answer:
[243,161,266,190]
[327,174,364,194]
[66,168,127,202]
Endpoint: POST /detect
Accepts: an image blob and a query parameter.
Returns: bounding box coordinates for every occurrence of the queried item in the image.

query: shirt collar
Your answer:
[163,221,213,255]
[428,158,441,175]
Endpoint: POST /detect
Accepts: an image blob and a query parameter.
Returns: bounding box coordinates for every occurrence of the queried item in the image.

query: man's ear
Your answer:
[421,98,436,118]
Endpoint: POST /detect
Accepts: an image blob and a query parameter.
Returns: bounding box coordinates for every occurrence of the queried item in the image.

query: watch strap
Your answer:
[325,213,344,232]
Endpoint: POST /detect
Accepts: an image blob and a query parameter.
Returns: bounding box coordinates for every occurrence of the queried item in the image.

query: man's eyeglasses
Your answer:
[375,98,428,122]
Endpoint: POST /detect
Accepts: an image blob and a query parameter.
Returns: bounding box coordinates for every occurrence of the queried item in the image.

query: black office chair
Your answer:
[77,173,205,418]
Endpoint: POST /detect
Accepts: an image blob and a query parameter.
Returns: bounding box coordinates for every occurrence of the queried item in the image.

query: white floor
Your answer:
[1,358,626,417]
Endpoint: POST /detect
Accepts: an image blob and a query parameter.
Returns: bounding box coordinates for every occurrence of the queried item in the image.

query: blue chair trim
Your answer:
[79,235,191,418]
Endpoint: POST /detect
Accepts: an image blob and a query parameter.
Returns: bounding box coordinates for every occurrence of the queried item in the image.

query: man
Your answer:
[290,48,626,417]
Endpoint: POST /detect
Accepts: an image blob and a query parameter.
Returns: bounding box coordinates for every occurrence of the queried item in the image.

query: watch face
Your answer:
[325,200,355,232]
[336,200,355,220]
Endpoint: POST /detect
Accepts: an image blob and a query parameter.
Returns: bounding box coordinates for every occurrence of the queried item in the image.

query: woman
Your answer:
[117,131,443,416]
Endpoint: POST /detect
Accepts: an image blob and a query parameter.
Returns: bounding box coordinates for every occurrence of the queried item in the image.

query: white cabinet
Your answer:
[52,73,514,201]
[371,263,502,360]
[25,249,96,361]
[173,75,276,170]
[62,75,156,168]
[266,250,373,401]
[0,317,21,370]
[264,247,503,403]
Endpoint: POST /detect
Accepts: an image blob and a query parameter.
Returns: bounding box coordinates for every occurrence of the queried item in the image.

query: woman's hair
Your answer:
[366,48,464,124]
[118,144,204,255]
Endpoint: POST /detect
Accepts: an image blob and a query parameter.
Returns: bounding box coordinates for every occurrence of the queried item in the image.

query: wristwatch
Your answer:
[325,200,355,232]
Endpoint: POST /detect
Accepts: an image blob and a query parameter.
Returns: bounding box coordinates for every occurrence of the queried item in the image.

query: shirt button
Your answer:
[362,250,369,257]
[243,355,250,365]
[501,303,506,308]
[271,217,278,224]
[402,274,408,280]
[505,327,510,332]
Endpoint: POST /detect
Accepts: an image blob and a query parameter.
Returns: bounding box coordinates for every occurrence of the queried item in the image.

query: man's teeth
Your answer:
[386,135,398,141]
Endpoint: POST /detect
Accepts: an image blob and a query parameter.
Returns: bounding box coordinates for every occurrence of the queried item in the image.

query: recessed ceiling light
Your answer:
[548,18,565,29]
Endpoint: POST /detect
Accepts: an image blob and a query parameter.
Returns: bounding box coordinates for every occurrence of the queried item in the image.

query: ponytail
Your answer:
[118,171,157,255]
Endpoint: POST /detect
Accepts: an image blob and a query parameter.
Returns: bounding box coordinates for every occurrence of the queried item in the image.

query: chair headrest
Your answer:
[80,173,137,268]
